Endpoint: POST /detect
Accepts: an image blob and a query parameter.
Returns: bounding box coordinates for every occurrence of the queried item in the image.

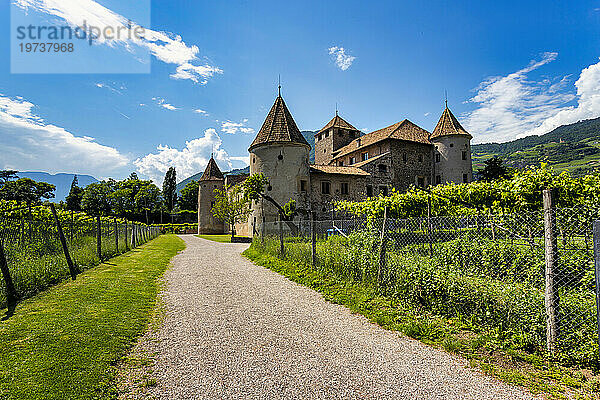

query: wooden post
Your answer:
[50,204,77,280]
[593,221,600,362]
[96,216,102,261]
[70,210,74,243]
[0,239,18,306]
[378,207,388,287]
[543,188,560,355]
[279,214,285,257]
[114,218,119,254]
[132,224,136,248]
[311,211,317,268]
[124,220,129,251]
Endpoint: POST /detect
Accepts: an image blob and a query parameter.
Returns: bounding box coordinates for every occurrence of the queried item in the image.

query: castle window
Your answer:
[267,185,272,191]
[462,151,467,160]
[300,180,307,192]
[417,177,425,187]
[325,131,329,138]
[361,152,368,161]
[463,173,468,183]
[379,186,388,196]
[366,185,373,197]
[378,164,387,173]
[436,175,441,185]
[252,156,256,163]
[318,133,322,140]
[402,153,407,162]
[278,154,283,160]
[340,182,349,195]
[450,143,454,148]
[338,161,344,166]
[418,154,423,163]
[350,157,356,165]
[357,138,361,147]
[321,181,331,194]
[435,154,441,163]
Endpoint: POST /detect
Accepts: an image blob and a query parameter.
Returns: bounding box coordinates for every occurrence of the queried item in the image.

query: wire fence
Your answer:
[255,191,600,366]
[0,205,160,309]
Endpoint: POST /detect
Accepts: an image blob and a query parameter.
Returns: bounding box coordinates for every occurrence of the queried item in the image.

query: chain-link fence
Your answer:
[255,191,600,366]
[0,205,160,309]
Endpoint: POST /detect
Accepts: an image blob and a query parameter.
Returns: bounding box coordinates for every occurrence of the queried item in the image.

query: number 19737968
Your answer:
[19,42,74,52]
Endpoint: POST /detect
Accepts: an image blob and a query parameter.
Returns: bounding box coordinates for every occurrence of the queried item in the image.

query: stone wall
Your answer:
[309,172,367,219]
[315,127,360,165]
[388,140,434,190]
[432,135,473,184]
[197,178,225,234]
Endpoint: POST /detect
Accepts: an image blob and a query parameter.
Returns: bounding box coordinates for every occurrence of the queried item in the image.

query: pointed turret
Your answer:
[430,106,472,139]
[249,94,309,151]
[200,156,224,181]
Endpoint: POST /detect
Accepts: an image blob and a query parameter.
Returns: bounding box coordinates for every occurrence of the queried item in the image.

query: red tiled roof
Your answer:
[334,119,431,159]
[430,107,471,139]
[310,165,370,176]
[317,114,359,134]
[249,95,310,150]
[200,157,224,181]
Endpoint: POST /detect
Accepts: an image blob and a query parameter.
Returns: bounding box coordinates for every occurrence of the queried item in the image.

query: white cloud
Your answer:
[0,93,128,176]
[14,0,223,84]
[463,52,580,143]
[221,119,255,134]
[194,108,208,115]
[133,128,248,184]
[328,46,356,71]
[152,97,178,111]
[95,82,126,94]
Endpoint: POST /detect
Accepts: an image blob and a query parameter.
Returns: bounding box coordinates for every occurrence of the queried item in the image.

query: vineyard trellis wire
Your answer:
[256,191,600,366]
[0,204,160,310]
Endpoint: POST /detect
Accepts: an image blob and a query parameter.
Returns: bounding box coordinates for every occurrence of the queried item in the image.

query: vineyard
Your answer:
[0,202,159,309]
[251,167,600,368]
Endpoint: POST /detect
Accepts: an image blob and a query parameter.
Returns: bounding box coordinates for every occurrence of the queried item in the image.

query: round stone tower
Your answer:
[248,90,311,235]
[430,104,473,185]
[197,156,225,234]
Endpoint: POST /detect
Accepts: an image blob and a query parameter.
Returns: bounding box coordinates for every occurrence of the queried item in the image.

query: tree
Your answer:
[162,167,177,212]
[82,182,113,216]
[479,156,510,181]
[212,184,251,240]
[135,184,161,224]
[0,170,18,184]
[0,178,55,206]
[129,172,139,180]
[243,173,296,220]
[179,180,199,211]
[65,175,84,211]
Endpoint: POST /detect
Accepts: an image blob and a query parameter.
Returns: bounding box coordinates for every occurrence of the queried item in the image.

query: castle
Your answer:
[198,90,473,236]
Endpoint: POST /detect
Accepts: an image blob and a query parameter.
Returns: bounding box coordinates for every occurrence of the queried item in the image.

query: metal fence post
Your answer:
[378,206,388,287]
[593,221,600,362]
[0,239,18,307]
[279,214,285,257]
[96,216,102,261]
[427,195,433,256]
[311,211,317,268]
[50,204,77,280]
[543,188,559,355]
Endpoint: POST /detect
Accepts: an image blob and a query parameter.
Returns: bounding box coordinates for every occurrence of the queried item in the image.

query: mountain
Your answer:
[471,117,600,176]
[175,131,318,194]
[16,172,98,202]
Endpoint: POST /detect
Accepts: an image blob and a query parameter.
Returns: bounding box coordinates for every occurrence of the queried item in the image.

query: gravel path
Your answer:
[131,235,539,399]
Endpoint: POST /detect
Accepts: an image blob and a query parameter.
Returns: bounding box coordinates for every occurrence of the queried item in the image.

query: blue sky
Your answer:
[1,0,599,183]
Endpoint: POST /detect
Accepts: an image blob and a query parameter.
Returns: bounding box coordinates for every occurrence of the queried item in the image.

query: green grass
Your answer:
[244,246,600,400]
[0,234,185,400]
[195,234,234,243]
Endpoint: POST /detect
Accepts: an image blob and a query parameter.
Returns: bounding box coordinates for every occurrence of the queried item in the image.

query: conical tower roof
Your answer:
[318,113,359,133]
[199,156,224,181]
[249,94,310,151]
[430,106,472,139]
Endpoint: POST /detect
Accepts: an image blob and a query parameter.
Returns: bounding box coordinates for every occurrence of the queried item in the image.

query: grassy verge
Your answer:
[244,246,600,400]
[0,234,185,400]
[195,234,232,243]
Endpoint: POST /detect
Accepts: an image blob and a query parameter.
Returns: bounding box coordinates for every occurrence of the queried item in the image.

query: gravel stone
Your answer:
[132,235,540,399]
